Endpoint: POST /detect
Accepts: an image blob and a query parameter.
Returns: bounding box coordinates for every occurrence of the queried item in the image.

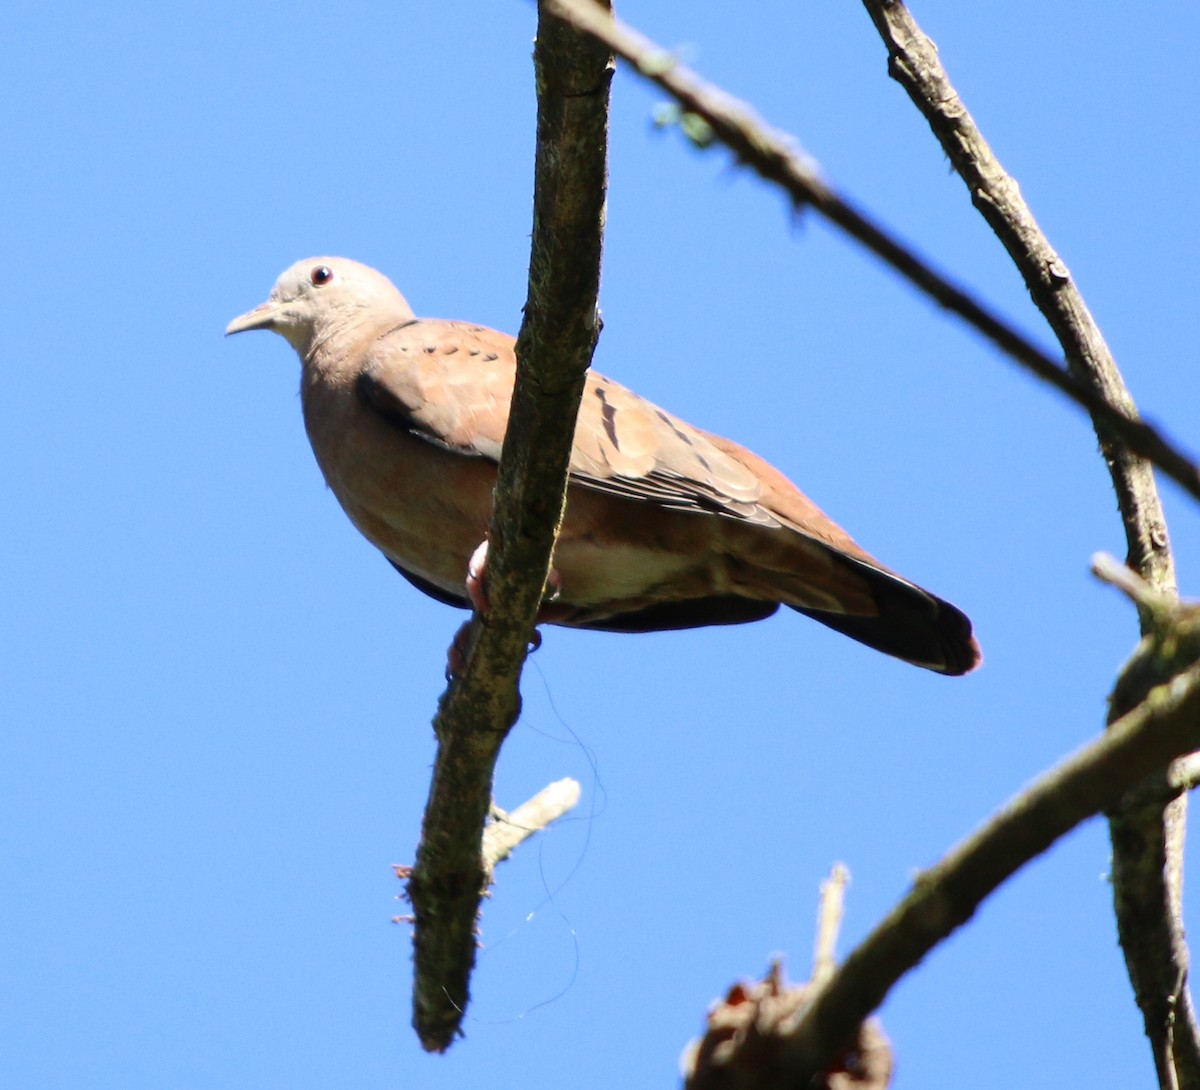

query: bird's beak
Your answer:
[225,300,281,336]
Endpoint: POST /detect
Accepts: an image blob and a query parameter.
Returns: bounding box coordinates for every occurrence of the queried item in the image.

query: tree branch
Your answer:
[859,0,1175,597]
[1096,556,1200,1090]
[856,4,1193,1085]
[540,0,1200,504]
[779,653,1200,1083]
[406,1,612,1052]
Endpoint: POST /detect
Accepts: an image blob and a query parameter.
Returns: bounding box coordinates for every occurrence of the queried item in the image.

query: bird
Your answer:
[226,257,980,675]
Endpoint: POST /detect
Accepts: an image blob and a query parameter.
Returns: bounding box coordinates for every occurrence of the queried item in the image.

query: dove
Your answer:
[226,257,980,675]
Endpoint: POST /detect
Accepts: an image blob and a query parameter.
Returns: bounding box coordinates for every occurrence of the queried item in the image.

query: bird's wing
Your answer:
[356,320,513,461]
[356,318,865,545]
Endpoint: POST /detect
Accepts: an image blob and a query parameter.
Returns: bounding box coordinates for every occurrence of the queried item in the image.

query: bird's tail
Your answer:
[788,557,981,676]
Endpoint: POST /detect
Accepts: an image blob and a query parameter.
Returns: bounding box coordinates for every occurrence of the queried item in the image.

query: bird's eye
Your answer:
[310,265,334,286]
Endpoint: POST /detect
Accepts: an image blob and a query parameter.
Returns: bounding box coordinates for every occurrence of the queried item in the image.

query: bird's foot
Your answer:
[445,620,542,680]
[446,619,474,681]
[465,538,563,618]
[452,539,559,674]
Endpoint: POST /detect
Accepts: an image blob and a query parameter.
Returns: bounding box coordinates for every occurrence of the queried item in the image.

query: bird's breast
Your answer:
[301,376,497,596]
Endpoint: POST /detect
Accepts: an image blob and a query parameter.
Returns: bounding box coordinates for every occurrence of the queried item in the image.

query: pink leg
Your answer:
[465,538,563,619]
[466,540,490,615]
[444,540,495,679]
[453,537,564,667]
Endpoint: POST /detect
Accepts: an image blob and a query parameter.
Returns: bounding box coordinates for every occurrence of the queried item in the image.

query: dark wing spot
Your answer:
[376,319,420,342]
[654,407,695,447]
[595,386,620,448]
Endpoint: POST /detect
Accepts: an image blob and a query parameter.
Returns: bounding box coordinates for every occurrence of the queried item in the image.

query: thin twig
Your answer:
[1093,553,1178,622]
[540,0,1200,505]
[482,778,583,873]
[811,864,850,989]
[406,1,612,1052]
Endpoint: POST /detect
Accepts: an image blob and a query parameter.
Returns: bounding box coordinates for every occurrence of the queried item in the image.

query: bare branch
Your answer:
[540,0,1200,504]
[777,654,1200,1083]
[1110,778,1198,1090]
[406,1,612,1052]
[482,778,583,873]
[860,0,1175,592]
[854,3,1193,1083]
[812,864,850,989]
[1105,585,1200,1090]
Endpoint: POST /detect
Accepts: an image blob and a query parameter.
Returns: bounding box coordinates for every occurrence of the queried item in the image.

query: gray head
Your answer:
[225,257,415,354]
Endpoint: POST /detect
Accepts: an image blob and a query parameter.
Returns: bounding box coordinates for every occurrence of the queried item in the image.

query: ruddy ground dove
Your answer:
[226,257,980,675]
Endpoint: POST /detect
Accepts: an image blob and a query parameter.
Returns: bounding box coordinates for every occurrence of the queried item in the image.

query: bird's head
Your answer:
[225,257,415,355]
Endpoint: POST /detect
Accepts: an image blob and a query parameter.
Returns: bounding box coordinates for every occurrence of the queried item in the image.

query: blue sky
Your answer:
[6,2,1199,1087]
